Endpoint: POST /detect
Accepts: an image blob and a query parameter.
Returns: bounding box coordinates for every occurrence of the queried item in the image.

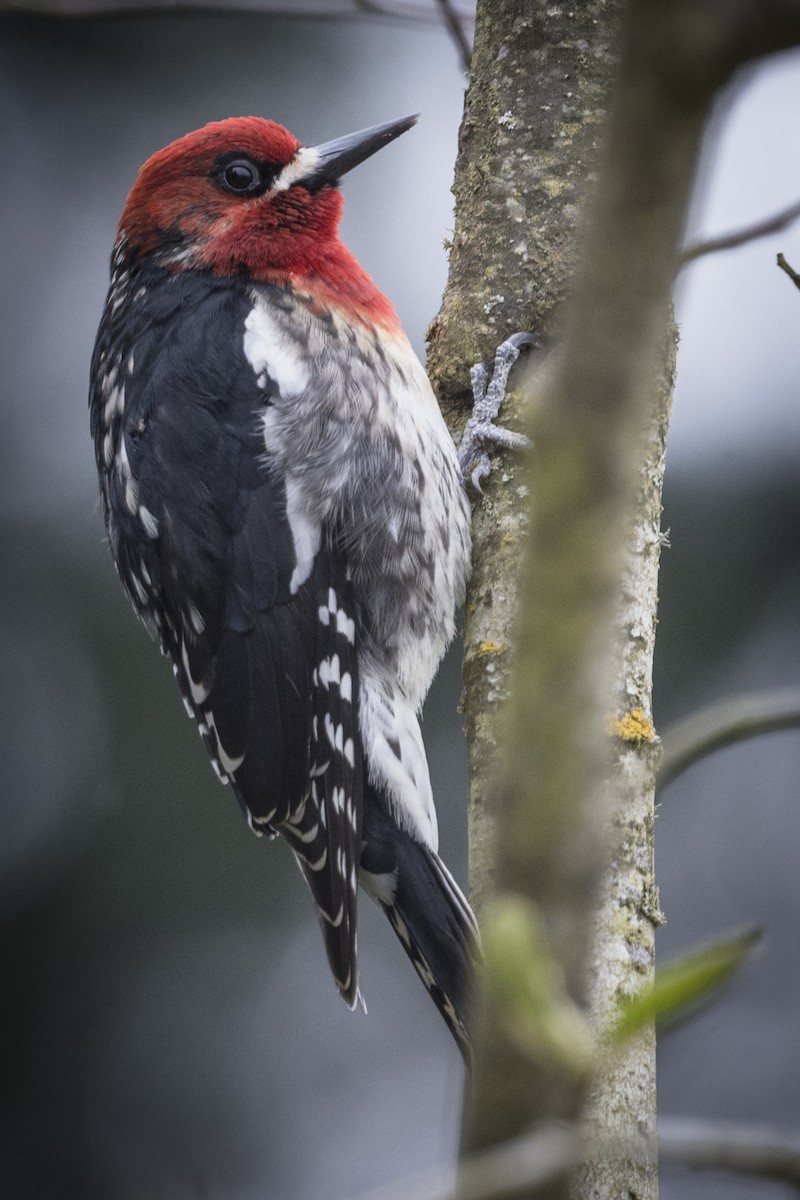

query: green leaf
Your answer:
[607,927,762,1047]
[481,894,595,1075]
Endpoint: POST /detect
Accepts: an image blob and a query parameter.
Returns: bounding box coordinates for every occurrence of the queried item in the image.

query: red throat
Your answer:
[196,191,400,330]
[254,251,401,332]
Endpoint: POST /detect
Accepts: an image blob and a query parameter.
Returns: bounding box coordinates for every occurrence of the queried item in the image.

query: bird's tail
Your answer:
[359,788,479,1063]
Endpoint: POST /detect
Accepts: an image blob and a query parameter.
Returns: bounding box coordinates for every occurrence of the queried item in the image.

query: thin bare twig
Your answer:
[778,251,800,291]
[680,198,800,264]
[36,0,476,23]
[658,688,800,790]
[353,1117,800,1200]
[354,1125,578,1200]
[659,1117,800,1192]
[352,0,474,28]
[435,0,472,70]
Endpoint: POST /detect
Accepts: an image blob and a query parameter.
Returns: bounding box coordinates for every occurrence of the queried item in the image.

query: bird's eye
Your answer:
[219,159,261,194]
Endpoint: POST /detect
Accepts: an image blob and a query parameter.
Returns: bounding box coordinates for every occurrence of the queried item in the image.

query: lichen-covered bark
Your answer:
[427,0,620,422]
[426,1,692,1197]
[429,2,800,1196]
[574,344,674,1200]
[428,0,625,923]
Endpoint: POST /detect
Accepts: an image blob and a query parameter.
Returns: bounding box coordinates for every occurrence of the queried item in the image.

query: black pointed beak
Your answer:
[302,114,419,189]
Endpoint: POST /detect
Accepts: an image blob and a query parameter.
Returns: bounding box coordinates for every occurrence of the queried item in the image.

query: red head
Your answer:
[118,114,418,325]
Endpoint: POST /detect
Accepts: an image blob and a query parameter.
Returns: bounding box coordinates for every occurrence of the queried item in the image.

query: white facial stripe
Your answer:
[273,146,321,192]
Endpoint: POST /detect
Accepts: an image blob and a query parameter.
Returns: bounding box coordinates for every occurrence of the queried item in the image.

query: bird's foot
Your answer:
[457,331,536,492]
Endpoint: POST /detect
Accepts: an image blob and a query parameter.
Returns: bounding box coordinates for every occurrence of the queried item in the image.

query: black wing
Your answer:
[90,267,362,1003]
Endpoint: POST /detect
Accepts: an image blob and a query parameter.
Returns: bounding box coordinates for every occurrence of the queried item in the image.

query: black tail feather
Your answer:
[360,788,478,1063]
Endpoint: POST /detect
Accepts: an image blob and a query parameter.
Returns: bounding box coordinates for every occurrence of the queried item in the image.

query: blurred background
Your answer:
[1,9,799,1199]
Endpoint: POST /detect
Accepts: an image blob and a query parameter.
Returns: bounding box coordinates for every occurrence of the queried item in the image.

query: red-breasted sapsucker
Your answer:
[89,115,477,1059]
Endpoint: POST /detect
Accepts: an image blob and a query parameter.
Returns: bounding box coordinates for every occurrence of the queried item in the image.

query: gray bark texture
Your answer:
[428,0,640,1174]
[428,0,624,926]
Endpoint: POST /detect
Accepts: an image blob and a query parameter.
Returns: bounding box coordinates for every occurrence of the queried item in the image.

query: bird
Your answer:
[89,114,479,1060]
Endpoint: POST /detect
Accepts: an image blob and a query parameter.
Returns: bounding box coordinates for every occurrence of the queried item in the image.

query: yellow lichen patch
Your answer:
[502,532,517,545]
[609,708,657,745]
[477,640,509,656]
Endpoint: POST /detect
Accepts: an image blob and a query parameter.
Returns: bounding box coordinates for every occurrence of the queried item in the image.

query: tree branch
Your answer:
[659,1117,800,1192]
[355,1125,577,1200]
[428,3,636,1179]
[658,688,800,789]
[680,198,800,264]
[778,251,800,291]
[434,0,472,71]
[355,1118,800,1200]
[428,2,800,1198]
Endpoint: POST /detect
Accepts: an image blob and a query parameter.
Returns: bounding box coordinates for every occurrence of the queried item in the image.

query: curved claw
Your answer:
[505,331,538,353]
[470,454,491,494]
[488,332,538,378]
